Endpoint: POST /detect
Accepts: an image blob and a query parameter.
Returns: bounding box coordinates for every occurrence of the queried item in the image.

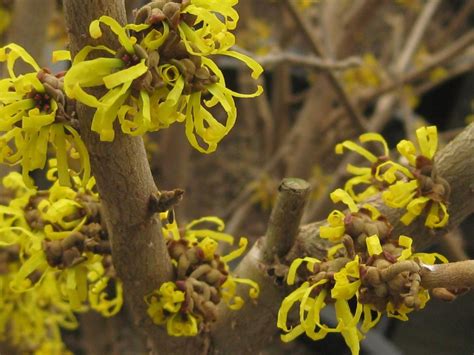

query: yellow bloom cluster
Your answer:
[278,255,380,355]
[146,215,259,336]
[336,126,449,228]
[0,164,122,352]
[278,232,447,355]
[64,0,263,152]
[0,44,90,188]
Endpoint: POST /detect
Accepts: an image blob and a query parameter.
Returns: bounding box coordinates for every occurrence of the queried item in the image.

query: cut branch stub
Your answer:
[263,177,311,263]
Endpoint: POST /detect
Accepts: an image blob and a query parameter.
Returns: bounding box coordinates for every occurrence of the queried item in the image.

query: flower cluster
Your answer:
[336,126,449,228]
[0,163,122,352]
[278,190,448,355]
[64,0,263,152]
[146,215,259,336]
[0,44,90,188]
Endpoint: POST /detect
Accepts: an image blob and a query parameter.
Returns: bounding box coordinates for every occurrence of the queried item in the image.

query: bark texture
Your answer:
[63,1,198,353]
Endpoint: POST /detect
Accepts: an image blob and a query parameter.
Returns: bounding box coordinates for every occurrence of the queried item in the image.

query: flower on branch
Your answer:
[336,126,450,228]
[64,0,263,153]
[0,44,90,188]
[146,214,259,336]
[0,163,121,352]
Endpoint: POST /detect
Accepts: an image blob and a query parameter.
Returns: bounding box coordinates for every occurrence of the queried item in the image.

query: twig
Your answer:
[361,29,474,102]
[393,0,441,74]
[421,260,474,289]
[262,178,310,263]
[253,51,362,70]
[415,55,474,96]
[436,0,474,44]
[283,0,369,132]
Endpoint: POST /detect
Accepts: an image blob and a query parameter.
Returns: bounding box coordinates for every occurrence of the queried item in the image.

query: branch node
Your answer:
[149,189,185,216]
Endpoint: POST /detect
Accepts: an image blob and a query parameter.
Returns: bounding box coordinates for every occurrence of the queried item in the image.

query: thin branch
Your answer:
[283,0,369,132]
[361,29,474,102]
[393,0,441,74]
[251,51,362,71]
[421,260,474,290]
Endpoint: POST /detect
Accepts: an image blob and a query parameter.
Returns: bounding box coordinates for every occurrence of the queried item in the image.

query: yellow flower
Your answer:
[397,126,438,165]
[64,6,263,153]
[0,44,90,187]
[320,209,346,242]
[401,196,449,228]
[278,256,380,355]
[336,133,411,202]
[167,313,199,337]
[63,17,150,141]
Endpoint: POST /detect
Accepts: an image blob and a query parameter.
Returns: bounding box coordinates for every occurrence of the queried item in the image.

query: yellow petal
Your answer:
[366,235,382,256]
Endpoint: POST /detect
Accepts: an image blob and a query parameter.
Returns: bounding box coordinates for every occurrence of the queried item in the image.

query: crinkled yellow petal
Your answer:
[141,22,169,51]
[397,140,417,166]
[361,305,381,333]
[335,299,361,355]
[277,282,309,332]
[89,16,136,53]
[102,59,148,89]
[233,277,260,299]
[0,44,40,78]
[335,140,377,163]
[330,189,358,213]
[359,132,389,156]
[366,235,383,256]
[397,235,413,260]
[425,202,449,228]
[52,50,71,63]
[416,126,438,159]
[374,160,414,184]
[400,196,429,225]
[287,257,321,285]
[221,237,247,263]
[382,180,418,208]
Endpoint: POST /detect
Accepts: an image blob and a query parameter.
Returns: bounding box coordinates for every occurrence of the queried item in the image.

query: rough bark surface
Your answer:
[63,1,198,353]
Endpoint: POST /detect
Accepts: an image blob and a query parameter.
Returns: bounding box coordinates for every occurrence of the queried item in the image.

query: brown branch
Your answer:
[393,0,441,73]
[62,1,198,353]
[247,50,362,71]
[421,260,474,290]
[360,29,474,102]
[262,178,310,263]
